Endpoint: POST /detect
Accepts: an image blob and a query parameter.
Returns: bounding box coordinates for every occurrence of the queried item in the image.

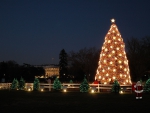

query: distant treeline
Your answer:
[126,36,150,82]
[0,61,45,82]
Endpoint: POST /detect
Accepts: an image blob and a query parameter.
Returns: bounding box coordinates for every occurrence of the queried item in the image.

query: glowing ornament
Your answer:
[116,48,119,50]
[119,61,122,63]
[113,69,116,72]
[105,48,108,51]
[120,74,122,77]
[112,50,115,53]
[104,60,106,63]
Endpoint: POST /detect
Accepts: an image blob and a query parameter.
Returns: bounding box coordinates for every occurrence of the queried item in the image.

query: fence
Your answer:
[0,83,132,93]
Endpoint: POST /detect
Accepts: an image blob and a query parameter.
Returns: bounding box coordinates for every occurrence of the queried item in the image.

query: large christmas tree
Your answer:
[95,19,132,85]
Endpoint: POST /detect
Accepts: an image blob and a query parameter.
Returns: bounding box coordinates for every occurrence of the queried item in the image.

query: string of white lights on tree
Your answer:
[95,19,132,85]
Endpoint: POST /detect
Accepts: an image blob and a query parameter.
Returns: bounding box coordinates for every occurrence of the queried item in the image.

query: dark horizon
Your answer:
[1,0,150,65]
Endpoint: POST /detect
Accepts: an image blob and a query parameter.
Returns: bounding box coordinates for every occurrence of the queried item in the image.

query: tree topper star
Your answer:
[111,18,115,23]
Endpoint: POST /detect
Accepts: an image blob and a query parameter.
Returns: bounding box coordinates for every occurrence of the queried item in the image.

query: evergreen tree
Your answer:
[144,78,150,93]
[19,77,25,90]
[53,77,62,90]
[68,47,100,82]
[95,19,132,85]
[80,76,90,92]
[10,78,19,90]
[59,49,68,82]
[111,79,121,93]
[33,78,40,91]
[69,80,73,83]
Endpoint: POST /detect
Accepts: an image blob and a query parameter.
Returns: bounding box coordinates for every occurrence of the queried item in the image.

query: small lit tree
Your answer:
[19,77,25,90]
[69,80,73,86]
[10,78,19,90]
[144,78,150,93]
[53,77,62,90]
[111,79,121,93]
[80,76,90,92]
[33,78,40,91]
[69,80,73,83]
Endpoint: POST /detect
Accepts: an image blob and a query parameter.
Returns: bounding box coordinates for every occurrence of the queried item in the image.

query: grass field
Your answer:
[0,90,149,113]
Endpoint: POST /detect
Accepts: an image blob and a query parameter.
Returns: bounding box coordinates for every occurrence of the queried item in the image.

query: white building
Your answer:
[43,65,59,78]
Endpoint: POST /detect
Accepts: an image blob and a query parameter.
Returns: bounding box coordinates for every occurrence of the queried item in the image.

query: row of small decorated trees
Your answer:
[10,76,150,93]
[10,77,40,91]
[10,76,121,92]
[52,76,90,92]
[10,76,91,92]
[52,76,117,93]
[53,77,150,93]
[10,77,25,90]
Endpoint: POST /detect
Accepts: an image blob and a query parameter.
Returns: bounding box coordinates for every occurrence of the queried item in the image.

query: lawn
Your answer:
[0,90,149,113]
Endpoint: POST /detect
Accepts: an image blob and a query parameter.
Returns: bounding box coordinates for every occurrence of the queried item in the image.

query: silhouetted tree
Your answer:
[126,36,150,82]
[68,47,100,82]
[0,61,45,82]
[0,61,19,82]
[19,64,45,82]
[59,49,68,82]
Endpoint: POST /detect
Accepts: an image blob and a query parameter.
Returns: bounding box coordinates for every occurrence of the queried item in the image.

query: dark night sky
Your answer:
[0,0,150,65]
